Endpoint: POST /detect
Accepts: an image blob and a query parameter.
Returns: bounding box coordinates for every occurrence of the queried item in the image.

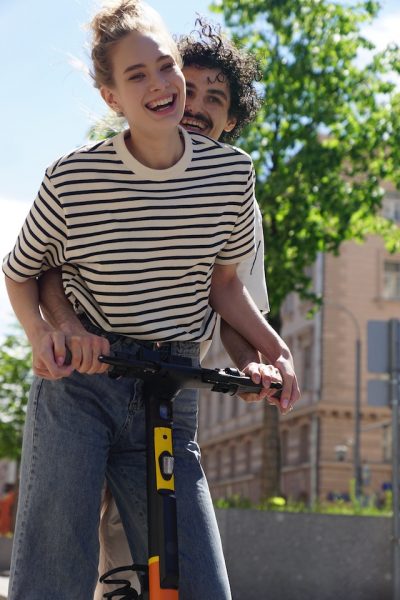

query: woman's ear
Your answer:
[100,85,122,114]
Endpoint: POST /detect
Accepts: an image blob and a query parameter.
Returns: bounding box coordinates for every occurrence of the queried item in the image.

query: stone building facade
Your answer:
[198,189,400,504]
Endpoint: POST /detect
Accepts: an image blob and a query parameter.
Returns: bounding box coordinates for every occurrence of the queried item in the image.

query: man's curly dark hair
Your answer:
[177,18,263,143]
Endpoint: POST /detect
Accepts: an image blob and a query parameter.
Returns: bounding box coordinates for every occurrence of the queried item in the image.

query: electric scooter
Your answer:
[97,345,282,599]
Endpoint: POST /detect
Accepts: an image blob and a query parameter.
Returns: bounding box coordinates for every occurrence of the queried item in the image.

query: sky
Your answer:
[0,0,399,338]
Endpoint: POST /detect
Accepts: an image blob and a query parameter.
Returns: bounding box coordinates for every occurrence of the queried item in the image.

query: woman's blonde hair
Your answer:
[90,0,181,89]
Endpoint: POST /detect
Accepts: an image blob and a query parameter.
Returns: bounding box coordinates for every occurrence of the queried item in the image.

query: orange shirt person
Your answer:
[0,485,16,535]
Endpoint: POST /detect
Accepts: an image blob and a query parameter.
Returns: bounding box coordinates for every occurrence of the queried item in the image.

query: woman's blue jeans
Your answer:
[8,335,231,599]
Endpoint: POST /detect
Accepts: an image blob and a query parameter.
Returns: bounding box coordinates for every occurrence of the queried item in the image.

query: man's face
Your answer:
[180,65,237,141]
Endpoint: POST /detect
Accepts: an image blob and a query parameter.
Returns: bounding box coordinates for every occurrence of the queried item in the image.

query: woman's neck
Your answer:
[126,126,184,170]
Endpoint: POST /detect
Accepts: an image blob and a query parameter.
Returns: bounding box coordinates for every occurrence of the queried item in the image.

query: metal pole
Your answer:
[354,338,362,500]
[325,302,362,499]
[389,319,400,600]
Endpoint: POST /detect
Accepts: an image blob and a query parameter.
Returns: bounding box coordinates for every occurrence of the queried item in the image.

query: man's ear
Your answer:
[100,85,122,114]
[224,115,237,133]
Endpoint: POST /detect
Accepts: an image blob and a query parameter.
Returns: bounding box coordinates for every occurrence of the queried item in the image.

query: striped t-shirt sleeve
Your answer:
[214,160,255,265]
[3,169,67,281]
[2,130,258,342]
[236,200,269,313]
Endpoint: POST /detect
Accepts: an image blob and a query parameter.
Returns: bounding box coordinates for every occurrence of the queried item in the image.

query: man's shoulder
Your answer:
[46,134,120,177]
[188,132,253,164]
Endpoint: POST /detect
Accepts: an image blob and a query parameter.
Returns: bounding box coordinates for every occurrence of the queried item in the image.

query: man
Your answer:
[37,18,299,597]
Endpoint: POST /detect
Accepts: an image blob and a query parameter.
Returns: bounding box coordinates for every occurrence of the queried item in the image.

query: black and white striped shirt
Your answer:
[3,127,256,342]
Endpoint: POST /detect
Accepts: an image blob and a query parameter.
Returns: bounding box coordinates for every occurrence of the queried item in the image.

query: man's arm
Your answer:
[209,263,300,413]
[5,275,75,379]
[218,199,283,406]
[39,267,81,331]
[38,268,110,377]
[220,320,261,370]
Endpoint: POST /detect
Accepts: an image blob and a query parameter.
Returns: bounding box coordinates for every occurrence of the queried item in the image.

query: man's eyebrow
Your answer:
[206,88,229,102]
[186,81,228,102]
[123,55,172,74]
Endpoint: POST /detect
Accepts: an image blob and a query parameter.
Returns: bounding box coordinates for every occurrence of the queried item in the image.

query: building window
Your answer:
[304,264,314,279]
[201,398,209,427]
[382,194,400,223]
[217,393,224,422]
[302,344,313,391]
[299,424,310,463]
[383,262,400,300]
[383,424,391,463]
[281,430,289,466]
[231,395,239,419]
[202,452,208,475]
[282,292,295,317]
[216,449,222,480]
[229,446,236,478]
[245,440,252,472]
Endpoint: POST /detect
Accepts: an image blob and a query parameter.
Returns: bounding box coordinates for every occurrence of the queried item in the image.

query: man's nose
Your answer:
[185,96,202,114]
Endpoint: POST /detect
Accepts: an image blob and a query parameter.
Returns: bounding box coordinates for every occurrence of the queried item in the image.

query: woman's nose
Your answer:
[149,72,170,92]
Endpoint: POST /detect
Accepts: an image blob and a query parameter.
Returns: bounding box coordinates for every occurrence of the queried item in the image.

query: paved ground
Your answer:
[0,573,9,599]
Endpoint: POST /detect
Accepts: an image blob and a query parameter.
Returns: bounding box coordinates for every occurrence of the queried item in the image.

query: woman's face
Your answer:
[101,29,186,137]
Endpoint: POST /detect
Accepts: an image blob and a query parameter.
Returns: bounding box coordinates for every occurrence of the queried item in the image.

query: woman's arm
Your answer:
[5,275,74,379]
[5,274,109,379]
[38,268,110,376]
[219,320,282,409]
[209,263,300,412]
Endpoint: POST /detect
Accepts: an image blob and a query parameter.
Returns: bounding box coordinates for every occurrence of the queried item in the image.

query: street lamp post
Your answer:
[389,319,400,600]
[354,335,362,499]
[326,302,363,500]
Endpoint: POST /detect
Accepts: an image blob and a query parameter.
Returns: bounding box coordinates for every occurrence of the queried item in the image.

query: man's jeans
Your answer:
[8,335,231,600]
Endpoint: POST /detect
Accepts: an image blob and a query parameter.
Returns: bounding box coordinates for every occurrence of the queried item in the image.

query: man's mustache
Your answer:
[182,111,213,130]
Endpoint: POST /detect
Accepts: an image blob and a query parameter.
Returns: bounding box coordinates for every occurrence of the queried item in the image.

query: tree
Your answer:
[0,329,33,460]
[212,0,400,319]
[211,0,400,497]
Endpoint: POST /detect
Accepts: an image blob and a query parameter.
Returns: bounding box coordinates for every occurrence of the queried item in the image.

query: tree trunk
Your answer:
[260,312,282,499]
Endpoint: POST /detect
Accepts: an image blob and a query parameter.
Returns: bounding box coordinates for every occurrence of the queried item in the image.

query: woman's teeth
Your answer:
[147,96,174,111]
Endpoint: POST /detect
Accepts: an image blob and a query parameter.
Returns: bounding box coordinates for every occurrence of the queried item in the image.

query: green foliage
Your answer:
[211,0,400,317]
[87,111,126,141]
[0,328,33,460]
[214,491,392,517]
[214,494,253,509]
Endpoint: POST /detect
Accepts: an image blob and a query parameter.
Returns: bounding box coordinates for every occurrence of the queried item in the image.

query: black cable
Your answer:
[100,564,148,599]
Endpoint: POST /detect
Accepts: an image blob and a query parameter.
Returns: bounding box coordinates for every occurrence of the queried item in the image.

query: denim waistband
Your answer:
[77,313,200,361]
[78,313,155,347]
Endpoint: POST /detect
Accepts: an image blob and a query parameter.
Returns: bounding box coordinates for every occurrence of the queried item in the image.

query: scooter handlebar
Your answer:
[98,352,282,398]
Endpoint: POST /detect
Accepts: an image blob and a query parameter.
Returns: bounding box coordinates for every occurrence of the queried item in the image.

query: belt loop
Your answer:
[157,343,171,362]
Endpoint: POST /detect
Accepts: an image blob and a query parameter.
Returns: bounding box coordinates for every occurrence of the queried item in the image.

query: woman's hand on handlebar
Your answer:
[239,363,283,408]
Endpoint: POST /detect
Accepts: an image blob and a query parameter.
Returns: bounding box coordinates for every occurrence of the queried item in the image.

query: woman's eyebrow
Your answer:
[123,55,172,74]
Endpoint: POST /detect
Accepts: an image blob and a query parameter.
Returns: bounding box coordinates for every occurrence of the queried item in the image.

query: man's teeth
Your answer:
[182,117,207,130]
[147,96,174,110]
